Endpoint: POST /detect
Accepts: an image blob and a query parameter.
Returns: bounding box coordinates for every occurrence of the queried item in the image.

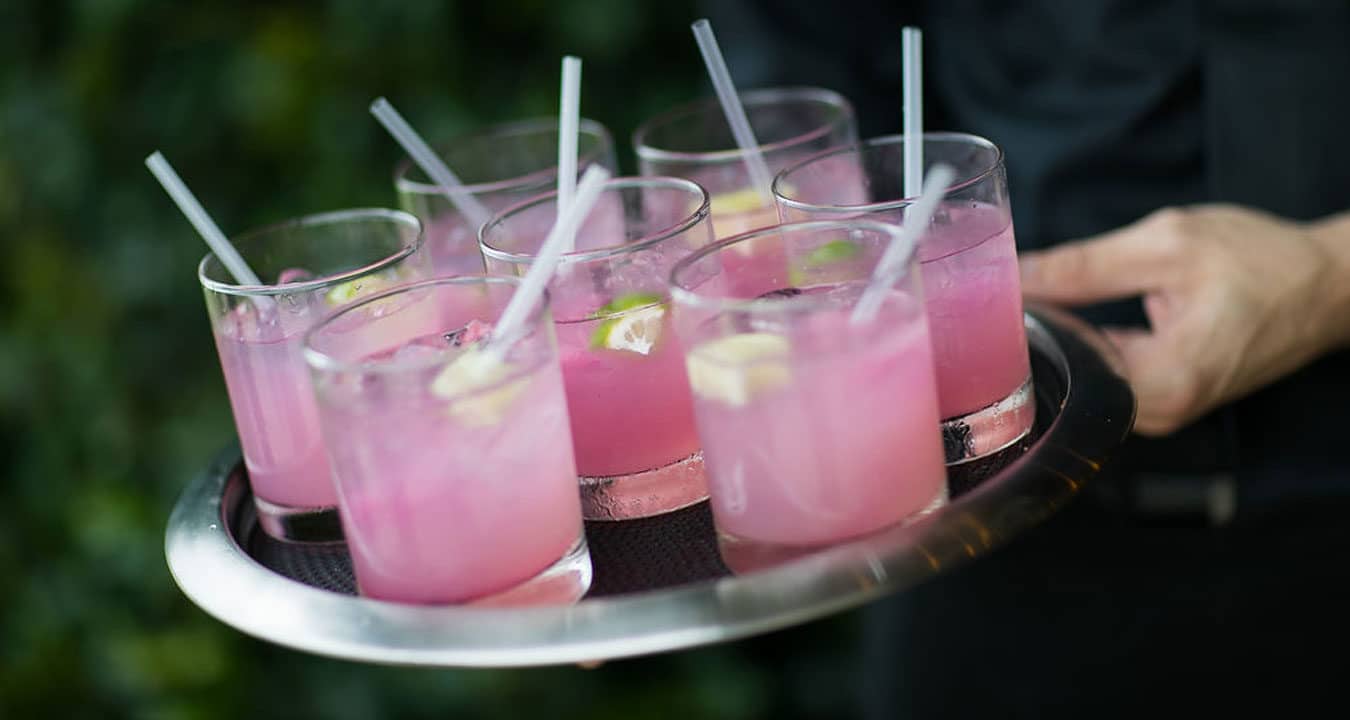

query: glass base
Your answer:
[254,497,344,544]
[467,535,593,608]
[717,487,948,575]
[942,375,1035,466]
[579,451,708,521]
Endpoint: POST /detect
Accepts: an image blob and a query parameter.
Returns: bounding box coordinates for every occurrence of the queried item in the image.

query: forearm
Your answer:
[1308,211,1350,349]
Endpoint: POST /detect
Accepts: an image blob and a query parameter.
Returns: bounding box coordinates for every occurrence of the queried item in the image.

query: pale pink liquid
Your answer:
[321,348,582,604]
[215,311,335,509]
[919,204,1029,418]
[424,215,488,276]
[693,289,947,546]
[554,306,702,477]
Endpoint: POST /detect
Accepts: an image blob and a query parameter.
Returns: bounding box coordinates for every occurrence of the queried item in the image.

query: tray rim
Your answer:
[164,308,1134,667]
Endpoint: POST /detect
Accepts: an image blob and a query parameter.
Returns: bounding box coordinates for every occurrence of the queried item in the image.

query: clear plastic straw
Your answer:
[902,26,924,199]
[145,151,262,286]
[557,55,582,251]
[691,18,774,206]
[369,97,493,230]
[850,163,955,326]
[489,164,611,352]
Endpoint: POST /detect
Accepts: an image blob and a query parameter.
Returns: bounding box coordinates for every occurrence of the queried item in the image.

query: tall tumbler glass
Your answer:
[198,209,430,542]
[304,276,590,605]
[394,117,618,276]
[669,219,947,572]
[480,177,714,520]
[774,133,1034,464]
[633,87,857,239]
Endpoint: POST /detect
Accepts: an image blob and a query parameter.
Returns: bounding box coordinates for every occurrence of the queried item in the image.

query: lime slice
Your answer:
[685,332,790,406]
[589,293,666,354]
[709,187,767,217]
[430,346,530,427]
[326,276,389,306]
[804,238,861,266]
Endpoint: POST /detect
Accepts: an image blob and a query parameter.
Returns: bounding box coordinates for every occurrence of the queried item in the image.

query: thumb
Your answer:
[1019,222,1172,306]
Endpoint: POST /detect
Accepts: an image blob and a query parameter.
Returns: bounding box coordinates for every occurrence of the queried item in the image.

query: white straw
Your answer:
[691,18,774,206]
[369,97,493,231]
[902,26,924,199]
[490,164,610,351]
[557,55,582,252]
[145,151,267,294]
[851,164,955,326]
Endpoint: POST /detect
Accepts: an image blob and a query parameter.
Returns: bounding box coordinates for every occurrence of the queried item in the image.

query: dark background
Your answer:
[0,1,872,716]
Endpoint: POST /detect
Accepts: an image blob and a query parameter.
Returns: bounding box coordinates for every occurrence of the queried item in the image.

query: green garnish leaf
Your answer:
[803,239,861,267]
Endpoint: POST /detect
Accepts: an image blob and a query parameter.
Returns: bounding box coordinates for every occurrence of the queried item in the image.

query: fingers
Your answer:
[1019,210,1182,306]
[1102,326,1196,437]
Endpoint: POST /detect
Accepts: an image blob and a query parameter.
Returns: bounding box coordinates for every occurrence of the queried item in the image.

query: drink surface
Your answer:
[686,283,947,547]
[317,328,581,604]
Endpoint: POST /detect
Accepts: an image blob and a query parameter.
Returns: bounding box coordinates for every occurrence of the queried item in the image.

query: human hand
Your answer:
[1018,205,1350,436]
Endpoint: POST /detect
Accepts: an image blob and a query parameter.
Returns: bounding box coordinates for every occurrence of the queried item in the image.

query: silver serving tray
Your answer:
[165,307,1134,667]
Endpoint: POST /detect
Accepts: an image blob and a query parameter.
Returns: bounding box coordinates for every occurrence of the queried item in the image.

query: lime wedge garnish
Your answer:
[325,276,389,306]
[430,346,530,427]
[804,239,861,266]
[589,292,665,354]
[685,332,790,406]
[709,187,767,216]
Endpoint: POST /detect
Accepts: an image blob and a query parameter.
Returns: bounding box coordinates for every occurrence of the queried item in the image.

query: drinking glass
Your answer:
[669,219,947,569]
[775,133,1034,463]
[480,177,714,520]
[633,87,857,238]
[394,117,618,276]
[198,209,430,542]
[303,276,590,605]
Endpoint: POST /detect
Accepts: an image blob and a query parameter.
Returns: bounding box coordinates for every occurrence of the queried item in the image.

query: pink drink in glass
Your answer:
[395,118,619,276]
[306,278,588,605]
[919,204,1029,419]
[198,209,428,541]
[671,220,947,563]
[553,305,701,477]
[690,288,946,546]
[326,347,580,604]
[774,133,1034,462]
[481,177,715,520]
[215,308,335,509]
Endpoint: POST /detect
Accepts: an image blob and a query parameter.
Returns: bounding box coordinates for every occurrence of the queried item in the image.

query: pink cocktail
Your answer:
[304,276,590,605]
[920,204,1029,419]
[199,209,429,541]
[481,177,715,520]
[775,133,1035,463]
[633,87,858,241]
[394,117,618,276]
[671,220,948,565]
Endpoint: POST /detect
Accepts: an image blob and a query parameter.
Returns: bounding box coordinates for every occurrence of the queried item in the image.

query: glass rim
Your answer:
[631,86,855,165]
[772,132,1005,216]
[668,219,916,314]
[197,208,424,298]
[478,176,711,266]
[302,274,550,379]
[393,117,615,197]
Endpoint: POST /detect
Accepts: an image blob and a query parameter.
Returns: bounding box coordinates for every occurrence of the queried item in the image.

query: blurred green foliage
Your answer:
[0,1,862,717]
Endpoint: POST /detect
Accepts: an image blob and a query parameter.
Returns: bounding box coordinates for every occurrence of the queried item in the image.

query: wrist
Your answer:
[1308,212,1350,349]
